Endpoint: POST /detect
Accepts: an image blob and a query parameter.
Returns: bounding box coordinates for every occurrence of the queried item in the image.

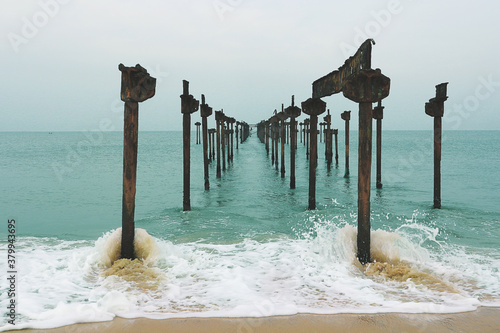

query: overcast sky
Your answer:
[1,0,499,131]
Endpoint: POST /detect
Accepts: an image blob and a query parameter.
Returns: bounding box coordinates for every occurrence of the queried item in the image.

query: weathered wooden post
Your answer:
[341,111,351,177]
[285,95,301,189]
[118,64,156,260]
[215,111,223,178]
[343,68,390,264]
[180,80,199,211]
[425,82,448,209]
[301,98,326,210]
[333,129,339,166]
[200,95,213,191]
[373,100,384,189]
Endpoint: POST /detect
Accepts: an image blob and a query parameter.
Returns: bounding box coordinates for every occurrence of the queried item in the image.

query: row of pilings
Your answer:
[117,39,448,267]
[181,80,250,211]
[116,67,250,260]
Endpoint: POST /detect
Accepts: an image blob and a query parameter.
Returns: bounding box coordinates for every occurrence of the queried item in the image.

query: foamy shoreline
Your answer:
[9,307,500,333]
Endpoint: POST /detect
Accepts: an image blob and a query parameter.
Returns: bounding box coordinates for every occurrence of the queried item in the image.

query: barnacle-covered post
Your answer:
[341,111,351,177]
[425,82,448,209]
[343,68,390,265]
[200,95,213,191]
[181,80,199,211]
[285,95,301,189]
[118,63,156,260]
[373,100,384,189]
[301,97,326,210]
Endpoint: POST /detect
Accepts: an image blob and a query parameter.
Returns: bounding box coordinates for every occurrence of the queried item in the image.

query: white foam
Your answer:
[1,224,498,332]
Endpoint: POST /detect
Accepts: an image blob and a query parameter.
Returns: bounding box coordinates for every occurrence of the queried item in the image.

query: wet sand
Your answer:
[13,307,500,333]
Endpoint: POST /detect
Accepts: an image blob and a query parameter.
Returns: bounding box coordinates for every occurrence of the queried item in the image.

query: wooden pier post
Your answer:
[285,95,301,189]
[301,98,326,210]
[373,100,384,189]
[341,111,351,177]
[118,64,156,259]
[343,68,390,265]
[200,95,213,191]
[425,82,448,209]
[181,80,200,212]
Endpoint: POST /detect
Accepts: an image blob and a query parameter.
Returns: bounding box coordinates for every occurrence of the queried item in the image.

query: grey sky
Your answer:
[1,0,499,131]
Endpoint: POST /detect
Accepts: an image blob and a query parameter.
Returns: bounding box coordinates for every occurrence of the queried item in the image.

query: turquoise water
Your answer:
[1,130,500,330]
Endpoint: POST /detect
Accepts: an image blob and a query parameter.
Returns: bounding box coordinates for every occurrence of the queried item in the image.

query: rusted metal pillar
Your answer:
[265,121,270,156]
[270,117,275,165]
[274,116,279,171]
[208,128,213,161]
[299,122,303,144]
[425,82,448,209]
[341,111,351,178]
[373,100,384,189]
[194,121,201,144]
[221,114,226,171]
[210,129,216,162]
[285,95,301,189]
[181,80,200,212]
[277,109,288,179]
[200,95,213,191]
[236,121,239,150]
[333,129,339,166]
[302,98,326,210]
[229,118,234,162]
[343,68,390,265]
[118,64,155,260]
[324,110,332,166]
[305,118,310,159]
[215,111,222,178]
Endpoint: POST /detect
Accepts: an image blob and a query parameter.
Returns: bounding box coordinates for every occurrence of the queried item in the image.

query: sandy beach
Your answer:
[12,307,499,333]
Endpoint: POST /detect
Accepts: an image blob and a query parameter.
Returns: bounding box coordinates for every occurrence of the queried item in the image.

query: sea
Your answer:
[1,130,499,330]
